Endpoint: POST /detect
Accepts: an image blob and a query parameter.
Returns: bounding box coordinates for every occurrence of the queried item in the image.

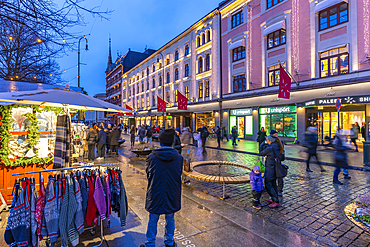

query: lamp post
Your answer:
[157,52,165,129]
[78,36,88,88]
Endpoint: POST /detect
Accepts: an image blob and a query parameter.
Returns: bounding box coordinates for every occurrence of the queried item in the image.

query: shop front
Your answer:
[229,108,253,139]
[196,112,215,131]
[303,96,368,142]
[259,106,297,138]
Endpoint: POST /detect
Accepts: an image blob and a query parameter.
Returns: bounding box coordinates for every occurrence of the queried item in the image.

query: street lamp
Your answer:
[78,35,88,88]
[157,52,165,129]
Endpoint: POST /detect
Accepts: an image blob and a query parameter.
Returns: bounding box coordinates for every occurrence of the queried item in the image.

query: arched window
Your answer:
[175,68,179,81]
[197,36,201,47]
[206,30,211,42]
[174,50,179,61]
[198,57,203,73]
[202,33,205,45]
[184,45,189,56]
[205,54,210,71]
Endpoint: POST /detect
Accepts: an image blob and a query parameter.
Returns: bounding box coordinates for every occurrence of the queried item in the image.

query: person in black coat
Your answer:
[173,129,183,154]
[259,135,280,208]
[305,127,325,172]
[231,126,238,146]
[197,125,209,153]
[140,129,183,247]
[96,127,106,159]
[130,125,136,147]
[86,127,97,161]
[215,126,222,148]
[257,127,267,151]
[146,126,153,143]
[110,126,120,155]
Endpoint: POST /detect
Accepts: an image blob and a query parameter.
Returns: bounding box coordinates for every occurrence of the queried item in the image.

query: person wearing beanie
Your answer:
[259,135,280,208]
[141,129,184,247]
[250,166,264,210]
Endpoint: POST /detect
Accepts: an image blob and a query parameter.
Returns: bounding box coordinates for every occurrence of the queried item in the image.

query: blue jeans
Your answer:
[334,168,349,181]
[145,213,175,247]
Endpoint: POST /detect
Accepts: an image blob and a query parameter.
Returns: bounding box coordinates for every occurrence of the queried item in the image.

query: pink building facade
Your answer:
[219,0,370,143]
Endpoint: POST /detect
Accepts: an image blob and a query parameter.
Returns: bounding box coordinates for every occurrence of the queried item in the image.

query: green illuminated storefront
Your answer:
[229,108,253,139]
[259,106,297,138]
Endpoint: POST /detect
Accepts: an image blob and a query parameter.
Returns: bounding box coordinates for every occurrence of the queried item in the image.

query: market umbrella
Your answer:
[0,88,134,113]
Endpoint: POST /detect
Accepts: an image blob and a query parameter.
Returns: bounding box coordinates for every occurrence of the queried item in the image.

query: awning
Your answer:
[262,20,286,37]
[314,0,348,13]
[228,39,246,51]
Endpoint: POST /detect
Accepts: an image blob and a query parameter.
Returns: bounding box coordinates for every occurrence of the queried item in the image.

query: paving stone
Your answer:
[337,237,354,247]
[314,229,330,237]
[343,231,360,241]
[328,229,346,240]
[336,223,353,232]
[309,222,324,230]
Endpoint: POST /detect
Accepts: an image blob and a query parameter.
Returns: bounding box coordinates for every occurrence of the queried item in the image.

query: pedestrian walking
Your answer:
[110,126,120,155]
[257,127,267,152]
[96,127,106,160]
[146,126,153,143]
[350,124,359,152]
[215,126,222,148]
[250,166,264,210]
[197,125,209,153]
[138,125,146,143]
[173,128,183,154]
[130,125,135,147]
[305,127,326,172]
[231,126,238,146]
[105,128,111,155]
[140,129,183,247]
[259,135,280,208]
[361,122,366,141]
[333,129,351,185]
[180,127,192,145]
[269,130,285,196]
[222,126,229,141]
[86,127,97,161]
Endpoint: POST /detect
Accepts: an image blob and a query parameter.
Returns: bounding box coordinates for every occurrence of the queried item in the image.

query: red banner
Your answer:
[157,96,166,112]
[125,104,133,115]
[177,91,188,110]
[278,64,291,99]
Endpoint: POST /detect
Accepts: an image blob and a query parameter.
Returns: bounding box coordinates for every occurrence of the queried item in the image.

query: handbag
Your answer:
[255,157,265,173]
[272,148,288,178]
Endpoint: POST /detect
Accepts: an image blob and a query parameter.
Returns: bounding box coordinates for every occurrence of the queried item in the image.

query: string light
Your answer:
[9,36,13,40]
[292,0,300,74]
[247,6,252,88]
[364,0,370,56]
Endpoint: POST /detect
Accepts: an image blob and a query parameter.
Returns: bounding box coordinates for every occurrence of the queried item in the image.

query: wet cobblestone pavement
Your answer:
[125,143,370,247]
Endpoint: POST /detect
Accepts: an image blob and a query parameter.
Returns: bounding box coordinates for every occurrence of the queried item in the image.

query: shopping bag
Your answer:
[255,157,265,173]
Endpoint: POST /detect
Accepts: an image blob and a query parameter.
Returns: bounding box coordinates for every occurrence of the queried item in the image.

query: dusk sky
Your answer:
[57,0,221,96]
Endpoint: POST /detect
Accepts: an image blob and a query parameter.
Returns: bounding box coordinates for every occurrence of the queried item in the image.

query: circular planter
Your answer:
[131,149,153,157]
[344,203,370,234]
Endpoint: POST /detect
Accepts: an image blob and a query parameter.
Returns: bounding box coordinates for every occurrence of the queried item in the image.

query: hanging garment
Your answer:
[73,176,84,235]
[93,174,107,220]
[110,170,121,213]
[4,180,20,247]
[67,176,79,246]
[78,176,88,219]
[118,170,128,227]
[23,180,32,245]
[35,176,46,240]
[54,115,71,168]
[86,175,98,225]
[43,176,59,244]
[104,174,111,221]
[30,181,38,247]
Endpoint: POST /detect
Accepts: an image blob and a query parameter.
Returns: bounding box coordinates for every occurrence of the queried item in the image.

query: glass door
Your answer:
[322,112,331,138]
[237,117,245,138]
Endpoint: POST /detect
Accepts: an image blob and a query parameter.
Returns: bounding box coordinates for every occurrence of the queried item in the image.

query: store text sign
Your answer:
[259,106,296,114]
[304,96,370,107]
[230,108,253,116]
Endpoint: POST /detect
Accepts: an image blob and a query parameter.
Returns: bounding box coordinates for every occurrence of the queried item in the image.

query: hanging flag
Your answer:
[177,91,188,110]
[125,104,133,115]
[157,96,166,112]
[278,64,291,99]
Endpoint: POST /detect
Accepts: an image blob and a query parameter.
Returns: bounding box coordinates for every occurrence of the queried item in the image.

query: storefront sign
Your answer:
[303,100,316,107]
[259,106,296,114]
[230,108,253,116]
[303,95,370,107]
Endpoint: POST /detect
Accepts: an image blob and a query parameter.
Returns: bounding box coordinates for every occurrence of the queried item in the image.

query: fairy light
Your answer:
[247,5,252,88]
[292,0,300,74]
[364,0,370,56]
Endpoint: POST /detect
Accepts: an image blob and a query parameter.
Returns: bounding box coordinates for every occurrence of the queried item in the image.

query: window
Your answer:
[233,46,246,62]
[166,91,170,102]
[137,85,139,93]
[185,86,189,99]
[319,3,348,31]
[205,81,209,97]
[174,50,179,61]
[147,96,149,107]
[198,82,203,98]
[233,74,246,92]
[320,46,349,77]
[159,63,162,69]
[206,30,211,42]
[152,64,155,72]
[133,86,135,95]
[268,65,280,86]
[205,54,210,71]
[202,33,206,45]
[136,76,139,81]
[152,95,156,106]
[166,72,170,83]
[198,57,203,73]
[142,83,144,92]
[267,29,286,49]
[147,80,149,90]
[184,64,189,77]
[197,36,201,47]
[159,75,162,86]
[175,89,178,103]
[152,78,155,88]
[175,68,179,81]
[166,58,170,65]
[137,99,139,109]
[142,71,144,77]
[147,68,149,76]
[267,0,284,9]
[129,87,131,97]
[185,45,189,56]
[141,98,144,108]
[231,11,243,28]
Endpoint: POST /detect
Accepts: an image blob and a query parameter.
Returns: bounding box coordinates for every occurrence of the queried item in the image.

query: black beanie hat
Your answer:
[159,129,175,145]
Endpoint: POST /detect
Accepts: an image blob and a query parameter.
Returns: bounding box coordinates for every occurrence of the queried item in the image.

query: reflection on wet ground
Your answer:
[193,164,250,177]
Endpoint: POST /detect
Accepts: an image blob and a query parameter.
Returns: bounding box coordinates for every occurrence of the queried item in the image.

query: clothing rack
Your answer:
[12,162,120,247]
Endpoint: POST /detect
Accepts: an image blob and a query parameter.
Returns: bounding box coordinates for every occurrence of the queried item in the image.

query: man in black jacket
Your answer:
[140,129,183,247]
[197,125,209,153]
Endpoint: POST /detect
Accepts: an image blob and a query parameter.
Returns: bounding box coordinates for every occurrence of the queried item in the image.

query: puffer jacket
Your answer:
[86,131,97,145]
[259,142,280,179]
[249,170,264,191]
[145,147,183,214]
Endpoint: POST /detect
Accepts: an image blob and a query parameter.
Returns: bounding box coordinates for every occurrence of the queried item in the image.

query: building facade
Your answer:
[219,0,370,143]
[120,9,221,130]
